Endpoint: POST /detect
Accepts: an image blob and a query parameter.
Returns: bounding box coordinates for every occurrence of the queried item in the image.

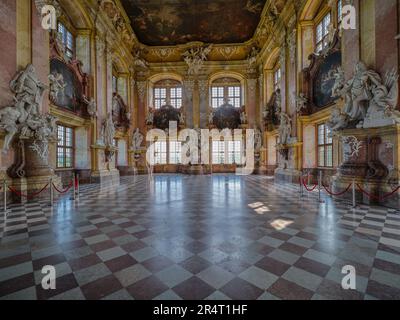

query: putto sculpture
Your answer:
[0,64,57,162]
[182,45,212,75]
[48,72,66,101]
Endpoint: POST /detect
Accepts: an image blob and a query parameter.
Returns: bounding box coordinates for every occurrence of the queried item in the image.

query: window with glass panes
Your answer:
[337,0,343,25]
[153,80,182,109]
[227,140,242,164]
[211,78,242,108]
[274,68,281,91]
[57,22,74,59]
[169,141,182,164]
[154,141,167,164]
[316,13,331,53]
[212,141,226,164]
[317,124,333,167]
[57,125,74,168]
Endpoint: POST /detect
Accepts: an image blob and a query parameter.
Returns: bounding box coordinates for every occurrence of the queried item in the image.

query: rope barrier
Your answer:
[52,182,74,194]
[356,183,400,201]
[8,183,50,200]
[302,178,318,192]
[322,183,352,196]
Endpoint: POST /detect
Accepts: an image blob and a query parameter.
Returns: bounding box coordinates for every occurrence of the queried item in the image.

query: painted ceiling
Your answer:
[120,0,267,46]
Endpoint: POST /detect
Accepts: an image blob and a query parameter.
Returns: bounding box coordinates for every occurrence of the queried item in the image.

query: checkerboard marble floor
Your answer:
[1,174,400,300]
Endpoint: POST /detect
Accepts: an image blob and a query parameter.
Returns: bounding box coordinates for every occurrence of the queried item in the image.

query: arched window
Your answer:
[153,79,182,109]
[211,77,242,108]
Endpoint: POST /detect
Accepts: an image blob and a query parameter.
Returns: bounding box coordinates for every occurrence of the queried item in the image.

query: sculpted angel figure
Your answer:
[295,93,308,113]
[328,67,346,98]
[326,107,349,132]
[86,98,97,118]
[178,111,185,125]
[182,45,212,75]
[208,111,214,125]
[48,72,66,101]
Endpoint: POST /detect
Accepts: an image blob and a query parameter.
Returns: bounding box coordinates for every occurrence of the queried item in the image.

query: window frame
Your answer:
[153,82,183,109]
[317,123,333,168]
[315,12,331,53]
[169,141,182,165]
[274,67,281,91]
[57,124,74,169]
[57,22,75,59]
[211,82,242,108]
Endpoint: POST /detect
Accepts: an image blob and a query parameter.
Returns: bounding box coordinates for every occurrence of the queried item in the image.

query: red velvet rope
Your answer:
[52,182,74,194]
[322,183,352,196]
[356,183,400,201]
[8,183,50,200]
[302,178,318,192]
[75,176,79,189]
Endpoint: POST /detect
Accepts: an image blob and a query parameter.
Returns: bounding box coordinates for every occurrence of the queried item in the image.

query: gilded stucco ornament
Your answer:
[182,45,212,75]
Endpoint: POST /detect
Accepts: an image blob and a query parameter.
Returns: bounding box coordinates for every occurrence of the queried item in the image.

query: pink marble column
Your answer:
[0,0,17,106]
[342,0,360,79]
[374,0,398,75]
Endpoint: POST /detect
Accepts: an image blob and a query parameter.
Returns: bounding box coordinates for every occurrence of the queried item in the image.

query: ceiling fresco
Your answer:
[120,0,267,46]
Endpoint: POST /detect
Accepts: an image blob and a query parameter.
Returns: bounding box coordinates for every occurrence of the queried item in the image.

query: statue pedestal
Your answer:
[10,175,62,204]
[332,125,400,206]
[7,138,62,203]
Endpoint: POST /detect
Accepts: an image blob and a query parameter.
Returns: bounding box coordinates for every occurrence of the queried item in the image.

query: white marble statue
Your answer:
[278,113,292,145]
[327,107,349,132]
[0,99,27,153]
[101,113,115,147]
[328,61,399,130]
[0,64,57,159]
[112,95,120,115]
[240,111,247,124]
[178,111,185,124]
[327,66,346,98]
[254,127,263,150]
[295,93,308,113]
[247,47,259,67]
[48,72,66,101]
[10,64,46,115]
[132,128,143,151]
[86,98,97,118]
[208,111,214,125]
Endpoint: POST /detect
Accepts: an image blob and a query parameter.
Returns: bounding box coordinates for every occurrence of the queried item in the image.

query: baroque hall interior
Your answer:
[1,0,400,301]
